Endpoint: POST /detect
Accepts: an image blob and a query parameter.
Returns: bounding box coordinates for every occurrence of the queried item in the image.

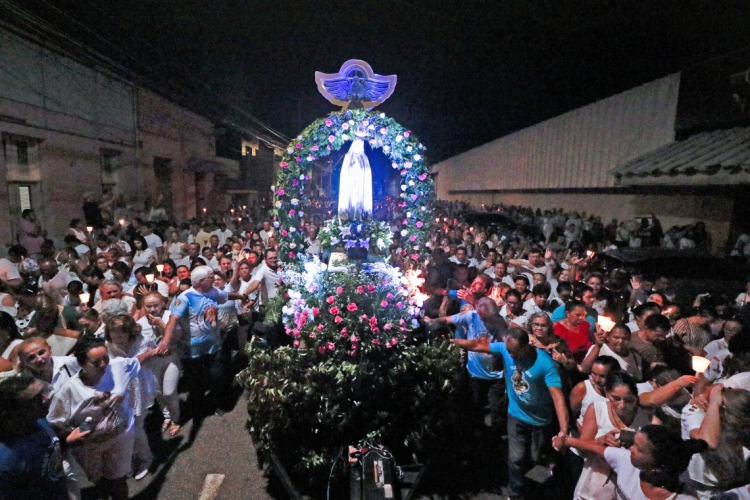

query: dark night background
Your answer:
[12,0,750,162]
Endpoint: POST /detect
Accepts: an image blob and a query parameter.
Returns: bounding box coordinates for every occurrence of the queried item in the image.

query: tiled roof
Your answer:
[612,126,750,178]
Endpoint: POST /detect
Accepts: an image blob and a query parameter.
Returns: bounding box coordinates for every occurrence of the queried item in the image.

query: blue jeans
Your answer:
[506,415,550,498]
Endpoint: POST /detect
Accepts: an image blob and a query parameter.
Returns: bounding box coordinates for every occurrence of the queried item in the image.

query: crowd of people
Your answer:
[2,197,750,500]
[420,201,750,500]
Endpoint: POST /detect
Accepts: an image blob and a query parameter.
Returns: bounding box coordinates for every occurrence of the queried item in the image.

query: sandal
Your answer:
[161,419,172,433]
[168,422,182,437]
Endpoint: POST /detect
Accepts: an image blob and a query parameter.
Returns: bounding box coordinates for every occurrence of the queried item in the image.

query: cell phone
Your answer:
[618,429,635,448]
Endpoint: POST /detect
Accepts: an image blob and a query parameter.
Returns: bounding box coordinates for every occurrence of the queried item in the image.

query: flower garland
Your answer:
[316,219,392,253]
[271,108,434,265]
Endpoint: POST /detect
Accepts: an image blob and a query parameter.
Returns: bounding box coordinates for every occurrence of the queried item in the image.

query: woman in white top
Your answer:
[554,424,702,500]
[166,230,187,262]
[131,236,156,267]
[136,292,181,436]
[681,385,750,499]
[47,337,139,500]
[574,372,653,500]
[104,314,159,480]
[570,355,621,429]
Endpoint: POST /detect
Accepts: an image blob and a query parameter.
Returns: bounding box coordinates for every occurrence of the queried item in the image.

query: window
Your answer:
[100,149,122,186]
[18,185,31,211]
[3,134,41,181]
[8,183,36,215]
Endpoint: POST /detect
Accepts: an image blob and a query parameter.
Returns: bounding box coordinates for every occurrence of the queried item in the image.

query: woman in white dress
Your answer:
[47,337,140,500]
[166,231,187,262]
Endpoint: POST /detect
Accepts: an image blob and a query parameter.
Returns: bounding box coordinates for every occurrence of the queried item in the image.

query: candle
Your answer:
[597,315,616,333]
[145,274,155,283]
[203,208,207,213]
[230,208,235,214]
[692,356,711,374]
[86,226,93,233]
[586,250,595,258]
[156,264,164,273]
[243,205,246,210]
[118,218,126,226]
[79,292,90,303]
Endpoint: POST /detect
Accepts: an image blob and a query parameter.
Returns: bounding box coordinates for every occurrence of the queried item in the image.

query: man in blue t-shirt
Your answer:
[452,327,569,500]
[426,297,507,435]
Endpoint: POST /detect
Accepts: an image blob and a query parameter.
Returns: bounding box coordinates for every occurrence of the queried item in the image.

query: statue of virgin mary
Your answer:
[337,131,372,221]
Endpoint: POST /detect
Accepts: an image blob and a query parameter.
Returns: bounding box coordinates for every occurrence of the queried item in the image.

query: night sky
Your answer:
[14,0,750,162]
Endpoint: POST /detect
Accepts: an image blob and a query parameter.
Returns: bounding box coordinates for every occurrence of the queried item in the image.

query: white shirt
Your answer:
[143,233,163,250]
[603,447,697,500]
[213,229,234,246]
[586,343,642,380]
[499,305,529,327]
[252,262,280,304]
[0,258,20,283]
[137,311,171,344]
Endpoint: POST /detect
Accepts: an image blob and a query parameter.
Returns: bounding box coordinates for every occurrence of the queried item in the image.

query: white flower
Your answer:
[274,221,280,228]
[414,154,421,161]
[406,146,413,152]
[306,155,313,161]
[404,161,412,169]
[368,124,375,130]
[348,119,354,125]
[401,230,408,236]
[290,198,299,206]
[377,238,385,249]
[406,211,412,218]
[392,162,398,169]
[275,201,282,208]
[300,174,305,180]
[421,206,426,210]
[380,112,385,118]
[408,180,415,186]
[383,145,390,153]
[396,135,403,143]
[287,148,294,154]
[342,134,350,141]
[331,237,340,245]
[401,184,407,191]
[290,243,297,249]
[271,185,276,191]
[299,211,304,217]
[290,227,296,233]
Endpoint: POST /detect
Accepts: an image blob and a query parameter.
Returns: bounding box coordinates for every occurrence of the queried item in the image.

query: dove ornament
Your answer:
[315,60,397,111]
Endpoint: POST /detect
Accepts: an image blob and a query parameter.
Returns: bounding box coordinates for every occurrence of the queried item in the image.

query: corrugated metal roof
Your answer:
[431,73,680,195]
[612,126,750,178]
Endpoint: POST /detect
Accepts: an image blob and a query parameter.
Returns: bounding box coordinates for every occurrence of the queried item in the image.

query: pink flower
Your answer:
[396,302,404,309]
[293,330,301,338]
[325,118,333,127]
[280,161,288,168]
[349,350,356,357]
[380,300,388,307]
[318,346,326,354]
[312,307,320,315]
[328,135,335,142]
[400,319,406,326]
[295,142,302,149]
[336,286,344,294]
[390,337,398,345]
[277,188,285,196]
[401,170,407,176]
[312,145,319,151]
[289,252,295,258]
[380,127,387,134]
[347,303,358,312]
[411,254,419,260]
[370,317,378,326]
[367,284,376,293]
[410,235,417,242]
[340,328,348,337]
[361,314,368,321]
[416,221,423,228]
[357,286,364,294]
[330,306,340,315]
[309,332,316,339]
[372,339,380,345]
[402,219,408,225]
[292,179,299,186]
[404,131,410,138]
[387,292,394,300]
[281,230,288,237]
[295,157,302,162]
[326,296,335,304]
[372,326,380,333]
[382,280,388,286]
[350,335,358,343]
[418,173,427,181]
[317,324,324,331]
[400,202,407,207]
[334,315,343,324]
[384,323,392,330]
[411,194,418,201]
[293,340,300,347]
[289,209,296,216]
[327,342,335,351]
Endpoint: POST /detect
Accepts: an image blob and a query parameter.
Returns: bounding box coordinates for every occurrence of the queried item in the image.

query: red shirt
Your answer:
[553,321,592,362]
